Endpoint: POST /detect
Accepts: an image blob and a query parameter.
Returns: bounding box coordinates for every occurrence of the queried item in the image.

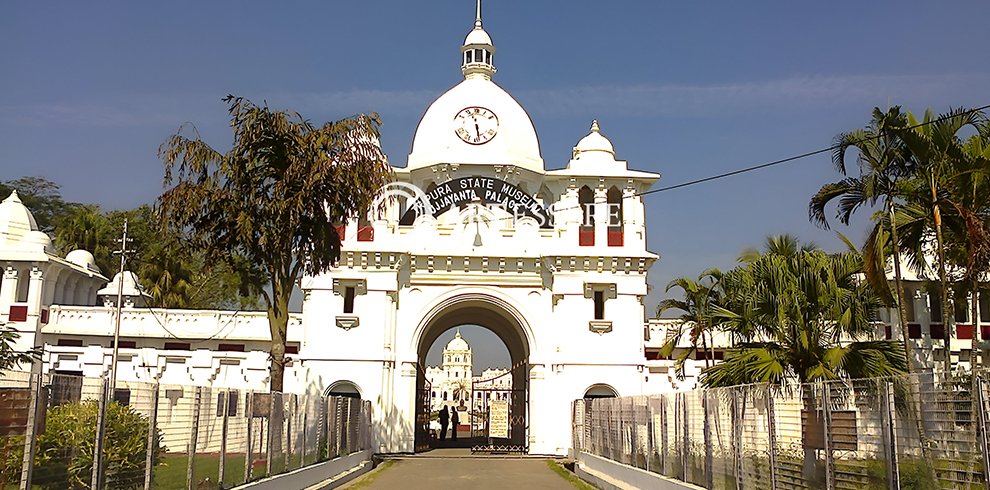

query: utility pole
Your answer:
[108,218,134,398]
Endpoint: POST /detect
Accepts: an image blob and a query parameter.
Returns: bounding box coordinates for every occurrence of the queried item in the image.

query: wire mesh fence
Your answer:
[574,369,990,490]
[0,370,372,489]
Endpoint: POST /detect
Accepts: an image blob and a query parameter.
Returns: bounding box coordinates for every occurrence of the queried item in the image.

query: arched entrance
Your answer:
[413,293,531,453]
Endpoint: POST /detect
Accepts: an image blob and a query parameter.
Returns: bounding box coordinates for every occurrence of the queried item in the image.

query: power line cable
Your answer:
[637,103,990,197]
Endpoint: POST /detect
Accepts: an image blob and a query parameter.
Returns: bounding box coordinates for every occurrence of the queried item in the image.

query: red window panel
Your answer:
[218,343,245,352]
[8,305,27,322]
[930,323,945,340]
[607,230,624,247]
[956,324,974,340]
[164,342,191,351]
[981,325,990,341]
[57,339,83,347]
[907,323,921,339]
[884,325,892,340]
[578,228,595,246]
[334,225,346,241]
[285,343,300,354]
[111,340,136,349]
[40,309,49,324]
[357,225,374,242]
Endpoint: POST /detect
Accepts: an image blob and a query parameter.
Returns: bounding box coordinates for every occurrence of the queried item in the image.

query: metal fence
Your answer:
[0,370,372,489]
[573,369,990,489]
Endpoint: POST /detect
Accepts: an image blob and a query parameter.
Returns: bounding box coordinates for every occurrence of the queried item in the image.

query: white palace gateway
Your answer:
[0,5,705,457]
[298,7,662,455]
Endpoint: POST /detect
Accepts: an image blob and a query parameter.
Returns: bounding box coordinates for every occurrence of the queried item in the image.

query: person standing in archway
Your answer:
[439,405,449,441]
[451,407,460,441]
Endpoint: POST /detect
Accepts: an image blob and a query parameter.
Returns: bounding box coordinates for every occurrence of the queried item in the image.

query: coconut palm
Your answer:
[894,107,985,372]
[702,235,906,388]
[809,106,917,369]
[656,269,723,380]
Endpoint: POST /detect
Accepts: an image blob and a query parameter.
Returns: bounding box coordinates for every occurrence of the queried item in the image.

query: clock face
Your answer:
[454,107,498,145]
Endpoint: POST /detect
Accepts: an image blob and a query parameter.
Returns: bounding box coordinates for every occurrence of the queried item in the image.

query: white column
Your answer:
[594,187,608,246]
[0,267,17,323]
[27,267,44,322]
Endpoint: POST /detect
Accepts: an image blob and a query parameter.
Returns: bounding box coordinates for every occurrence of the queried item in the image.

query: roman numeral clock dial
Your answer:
[454,107,498,145]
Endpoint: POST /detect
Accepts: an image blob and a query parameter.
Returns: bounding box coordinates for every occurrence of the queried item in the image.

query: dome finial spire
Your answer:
[461,0,495,79]
[475,0,483,27]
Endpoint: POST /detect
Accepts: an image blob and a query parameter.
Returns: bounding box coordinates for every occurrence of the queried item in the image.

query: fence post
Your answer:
[244,392,254,483]
[766,386,778,490]
[218,390,230,487]
[302,398,309,466]
[285,393,294,470]
[881,381,900,490]
[681,393,689,482]
[143,383,160,490]
[91,377,108,490]
[822,383,835,490]
[265,393,275,477]
[186,387,202,490]
[19,372,44,490]
[660,394,668,476]
[975,372,990,490]
[703,390,713,489]
[733,388,744,490]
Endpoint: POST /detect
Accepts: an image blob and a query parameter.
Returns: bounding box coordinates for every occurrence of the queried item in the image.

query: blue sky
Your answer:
[3,2,989,368]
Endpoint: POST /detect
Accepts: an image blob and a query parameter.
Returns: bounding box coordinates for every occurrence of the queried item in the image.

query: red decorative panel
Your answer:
[579,228,594,246]
[40,309,48,324]
[930,323,945,340]
[334,225,346,241]
[956,324,974,340]
[907,323,921,339]
[8,306,27,322]
[982,325,990,341]
[285,344,300,355]
[218,343,245,352]
[357,226,374,242]
[607,230,624,247]
[884,325,892,340]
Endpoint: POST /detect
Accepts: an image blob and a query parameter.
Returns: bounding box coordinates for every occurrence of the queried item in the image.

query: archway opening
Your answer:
[584,383,618,399]
[325,380,362,399]
[414,297,530,453]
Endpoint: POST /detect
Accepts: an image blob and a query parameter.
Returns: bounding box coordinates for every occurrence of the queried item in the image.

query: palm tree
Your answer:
[894,108,985,372]
[703,235,907,482]
[656,269,723,380]
[703,235,906,387]
[809,106,917,370]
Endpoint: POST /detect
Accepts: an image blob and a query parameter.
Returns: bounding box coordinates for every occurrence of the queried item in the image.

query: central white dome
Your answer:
[407,78,543,172]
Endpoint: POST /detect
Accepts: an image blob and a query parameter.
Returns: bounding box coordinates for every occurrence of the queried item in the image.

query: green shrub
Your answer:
[1,400,164,489]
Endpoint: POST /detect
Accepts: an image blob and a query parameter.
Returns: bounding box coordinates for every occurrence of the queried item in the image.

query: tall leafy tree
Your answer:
[809,106,918,370]
[0,177,76,234]
[157,95,392,392]
[656,268,723,380]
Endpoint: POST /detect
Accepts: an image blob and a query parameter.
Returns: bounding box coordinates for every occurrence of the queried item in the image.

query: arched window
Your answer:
[432,391,436,398]
[578,185,595,246]
[606,186,623,246]
[443,391,448,400]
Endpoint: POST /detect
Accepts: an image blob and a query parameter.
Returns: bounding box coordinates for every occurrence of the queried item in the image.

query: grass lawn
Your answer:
[545,460,596,490]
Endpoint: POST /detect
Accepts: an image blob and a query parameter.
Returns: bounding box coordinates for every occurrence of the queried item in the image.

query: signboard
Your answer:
[488,401,509,439]
[399,176,553,227]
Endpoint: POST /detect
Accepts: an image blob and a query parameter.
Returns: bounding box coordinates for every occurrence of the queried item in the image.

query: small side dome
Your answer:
[23,230,55,254]
[572,120,615,158]
[66,249,101,273]
[0,190,40,247]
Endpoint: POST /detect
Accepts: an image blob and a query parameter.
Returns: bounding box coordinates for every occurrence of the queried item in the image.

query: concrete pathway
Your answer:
[341,453,578,490]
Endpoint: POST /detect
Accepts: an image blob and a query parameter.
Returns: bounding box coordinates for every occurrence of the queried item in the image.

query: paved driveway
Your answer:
[343,456,578,490]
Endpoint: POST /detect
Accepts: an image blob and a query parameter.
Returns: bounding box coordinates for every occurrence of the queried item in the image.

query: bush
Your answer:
[1,400,164,489]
